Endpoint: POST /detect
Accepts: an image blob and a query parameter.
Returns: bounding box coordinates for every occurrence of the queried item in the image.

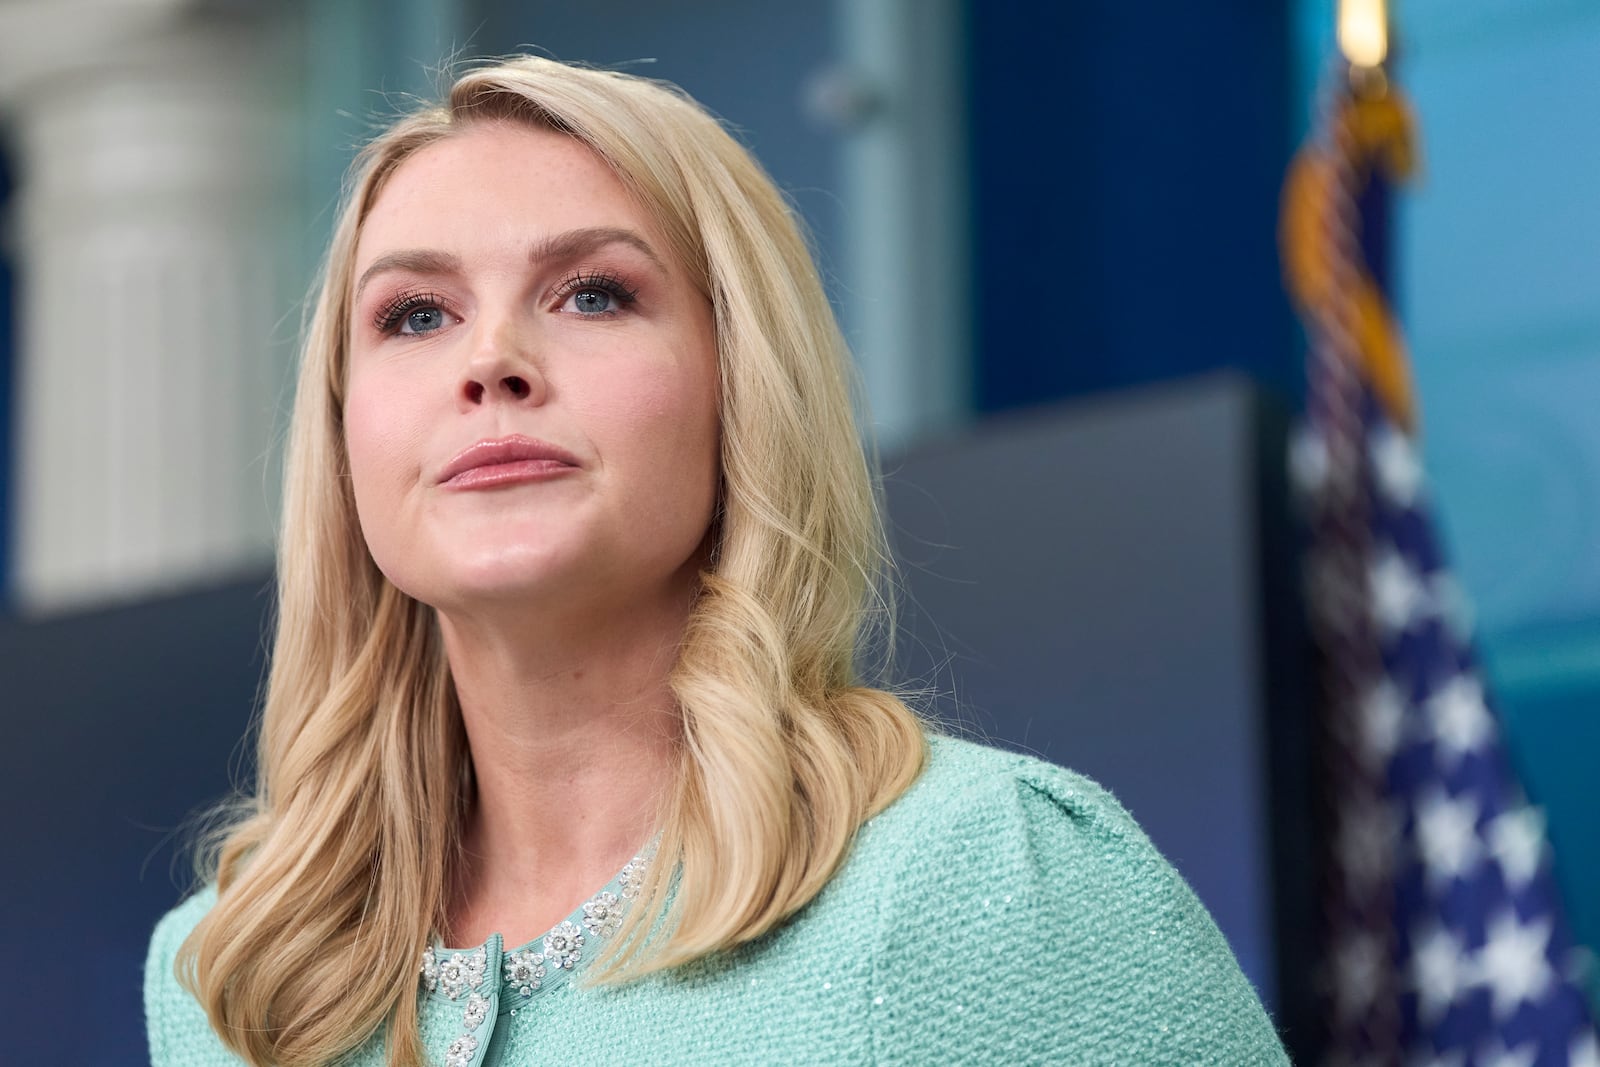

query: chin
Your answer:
[377,543,577,611]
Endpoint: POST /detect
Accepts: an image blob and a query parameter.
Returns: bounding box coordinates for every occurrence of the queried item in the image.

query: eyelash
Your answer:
[553,270,639,309]
[373,289,450,333]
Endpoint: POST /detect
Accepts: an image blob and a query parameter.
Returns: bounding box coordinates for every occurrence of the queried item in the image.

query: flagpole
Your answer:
[1308,5,1402,1059]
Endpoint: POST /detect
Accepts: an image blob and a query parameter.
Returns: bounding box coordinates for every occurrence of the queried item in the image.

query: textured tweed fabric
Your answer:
[146,734,1290,1065]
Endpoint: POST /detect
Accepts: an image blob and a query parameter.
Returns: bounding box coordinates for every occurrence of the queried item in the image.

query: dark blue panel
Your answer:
[968,1,1300,411]
[1,576,272,1063]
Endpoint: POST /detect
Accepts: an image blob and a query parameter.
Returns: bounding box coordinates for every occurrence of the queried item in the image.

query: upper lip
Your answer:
[437,435,581,484]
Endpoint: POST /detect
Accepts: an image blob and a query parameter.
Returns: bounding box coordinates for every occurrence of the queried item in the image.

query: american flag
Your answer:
[1294,396,1600,1066]
[1283,45,1600,1067]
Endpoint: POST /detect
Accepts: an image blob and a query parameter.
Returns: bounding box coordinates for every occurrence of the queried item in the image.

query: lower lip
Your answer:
[443,460,577,490]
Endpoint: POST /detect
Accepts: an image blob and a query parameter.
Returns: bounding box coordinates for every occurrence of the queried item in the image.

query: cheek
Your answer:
[581,364,720,504]
[641,370,717,459]
[342,372,430,544]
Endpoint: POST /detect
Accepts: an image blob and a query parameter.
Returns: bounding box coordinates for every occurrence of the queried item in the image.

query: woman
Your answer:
[145,55,1289,1066]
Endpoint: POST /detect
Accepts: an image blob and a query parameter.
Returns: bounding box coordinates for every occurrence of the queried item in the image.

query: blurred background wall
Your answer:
[1,0,1597,1061]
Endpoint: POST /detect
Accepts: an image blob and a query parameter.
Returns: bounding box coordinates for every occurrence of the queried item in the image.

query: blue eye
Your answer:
[402,306,447,334]
[374,291,454,336]
[570,289,613,315]
[556,271,638,317]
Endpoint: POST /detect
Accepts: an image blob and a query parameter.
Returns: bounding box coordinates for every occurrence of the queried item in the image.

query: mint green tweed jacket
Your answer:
[146,735,1290,1065]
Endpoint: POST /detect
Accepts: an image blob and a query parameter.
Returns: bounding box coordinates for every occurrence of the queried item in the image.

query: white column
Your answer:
[818,0,971,451]
[0,1,300,614]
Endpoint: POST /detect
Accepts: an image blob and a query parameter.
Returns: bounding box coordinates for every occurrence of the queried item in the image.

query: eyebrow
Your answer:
[353,226,667,301]
[531,226,667,274]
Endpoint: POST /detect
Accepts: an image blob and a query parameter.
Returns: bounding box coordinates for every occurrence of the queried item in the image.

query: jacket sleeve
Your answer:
[870,751,1291,1066]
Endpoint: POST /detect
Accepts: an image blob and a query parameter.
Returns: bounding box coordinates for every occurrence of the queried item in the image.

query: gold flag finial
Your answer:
[1281,0,1421,434]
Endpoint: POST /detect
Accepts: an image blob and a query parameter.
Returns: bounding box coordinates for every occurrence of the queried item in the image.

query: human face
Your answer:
[344,123,720,619]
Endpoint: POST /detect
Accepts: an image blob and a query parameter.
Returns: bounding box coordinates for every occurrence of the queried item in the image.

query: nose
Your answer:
[459,314,547,407]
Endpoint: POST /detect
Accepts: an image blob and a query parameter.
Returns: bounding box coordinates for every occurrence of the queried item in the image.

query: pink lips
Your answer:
[437,435,580,489]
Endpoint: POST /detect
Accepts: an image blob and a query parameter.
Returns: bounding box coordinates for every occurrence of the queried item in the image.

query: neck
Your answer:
[436,582,691,947]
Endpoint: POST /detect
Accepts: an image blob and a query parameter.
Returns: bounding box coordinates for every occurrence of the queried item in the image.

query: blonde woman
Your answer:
[144,56,1289,1066]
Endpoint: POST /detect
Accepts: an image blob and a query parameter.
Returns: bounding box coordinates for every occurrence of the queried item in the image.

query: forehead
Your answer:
[354,122,659,265]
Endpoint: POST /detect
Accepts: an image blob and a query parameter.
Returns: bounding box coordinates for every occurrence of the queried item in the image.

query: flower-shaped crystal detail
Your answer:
[619,857,649,901]
[583,891,623,939]
[420,947,440,992]
[503,948,546,997]
[461,991,490,1030]
[444,1034,479,1067]
[436,946,487,1000]
[543,921,585,970]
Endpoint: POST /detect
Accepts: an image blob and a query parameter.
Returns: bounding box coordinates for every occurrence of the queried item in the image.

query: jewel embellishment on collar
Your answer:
[419,841,655,1066]
[582,891,623,939]
[419,844,656,1062]
[435,946,487,1001]
[420,947,440,992]
[504,949,546,997]
[443,1033,479,1067]
[542,920,585,970]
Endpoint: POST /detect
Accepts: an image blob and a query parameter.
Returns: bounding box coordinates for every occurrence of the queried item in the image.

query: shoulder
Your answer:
[148,885,217,967]
[861,732,1152,874]
[858,733,1194,923]
[844,733,1288,1065]
[145,886,242,1066]
[901,731,1124,820]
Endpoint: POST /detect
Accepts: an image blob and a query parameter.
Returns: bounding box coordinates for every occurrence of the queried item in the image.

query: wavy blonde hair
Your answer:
[177,55,926,1066]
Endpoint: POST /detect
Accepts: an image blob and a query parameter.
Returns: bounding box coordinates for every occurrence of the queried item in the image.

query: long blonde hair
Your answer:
[179,56,925,1066]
